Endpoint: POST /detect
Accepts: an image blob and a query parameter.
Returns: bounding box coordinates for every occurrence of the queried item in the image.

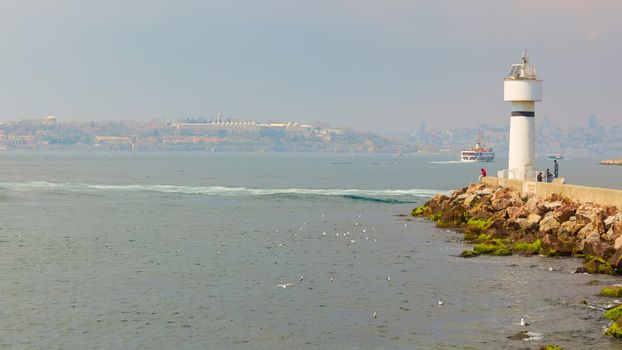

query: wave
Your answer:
[0,181,447,202]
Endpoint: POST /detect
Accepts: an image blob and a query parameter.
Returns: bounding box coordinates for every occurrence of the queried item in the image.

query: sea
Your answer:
[0,151,621,350]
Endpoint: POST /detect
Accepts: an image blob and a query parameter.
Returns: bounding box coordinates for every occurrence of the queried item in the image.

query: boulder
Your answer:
[559,218,584,239]
[427,193,449,212]
[476,188,492,196]
[491,187,510,201]
[537,200,562,215]
[506,205,528,220]
[538,214,561,234]
[583,240,616,260]
[606,221,622,243]
[576,204,606,225]
[577,221,606,241]
[491,197,512,211]
[576,231,601,253]
[438,205,467,227]
[463,194,478,207]
[527,213,541,226]
[605,213,622,230]
[609,248,622,271]
[541,234,573,255]
[553,204,577,223]
[513,217,537,233]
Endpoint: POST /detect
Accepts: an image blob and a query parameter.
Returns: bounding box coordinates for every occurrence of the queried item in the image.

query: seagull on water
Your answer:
[372,312,377,318]
[300,275,304,281]
[438,299,444,305]
[330,277,334,283]
[276,283,294,289]
[387,276,391,281]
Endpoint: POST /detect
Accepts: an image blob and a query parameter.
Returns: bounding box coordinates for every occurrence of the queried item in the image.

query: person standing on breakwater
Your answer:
[554,159,559,178]
[479,168,487,181]
[537,172,543,182]
[546,169,553,183]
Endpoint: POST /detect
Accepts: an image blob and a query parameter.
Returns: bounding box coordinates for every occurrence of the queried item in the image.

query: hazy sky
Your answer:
[1,0,620,132]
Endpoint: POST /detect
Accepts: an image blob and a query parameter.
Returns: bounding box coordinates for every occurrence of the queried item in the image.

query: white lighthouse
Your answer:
[504,50,542,180]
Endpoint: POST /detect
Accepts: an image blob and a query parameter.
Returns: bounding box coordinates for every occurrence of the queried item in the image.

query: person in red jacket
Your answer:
[479,168,487,181]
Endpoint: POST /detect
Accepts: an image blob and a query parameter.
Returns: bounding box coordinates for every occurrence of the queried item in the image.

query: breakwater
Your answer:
[412,180,622,339]
[412,181,622,272]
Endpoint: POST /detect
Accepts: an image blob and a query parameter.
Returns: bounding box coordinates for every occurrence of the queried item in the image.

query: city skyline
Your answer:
[1,1,620,132]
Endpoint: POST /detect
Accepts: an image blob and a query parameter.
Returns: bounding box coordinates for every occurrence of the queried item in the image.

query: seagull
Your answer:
[276,283,293,289]
[350,239,356,244]
[221,242,226,246]
[217,250,221,255]
[387,276,391,281]
[322,232,327,236]
[299,276,304,281]
[404,223,408,227]
[520,318,530,326]
[362,229,367,233]
[277,243,283,247]
[438,299,444,305]
[548,267,553,271]
[372,312,377,318]
[176,250,181,254]
[276,229,279,233]
[330,277,334,283]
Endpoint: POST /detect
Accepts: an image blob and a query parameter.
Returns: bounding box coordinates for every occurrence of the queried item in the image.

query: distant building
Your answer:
[588,115,599,129]
[42,115,57,125]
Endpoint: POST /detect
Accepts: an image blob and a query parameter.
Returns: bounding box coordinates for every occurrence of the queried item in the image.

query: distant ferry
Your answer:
[460,139,494,162]
[547,154,564,160]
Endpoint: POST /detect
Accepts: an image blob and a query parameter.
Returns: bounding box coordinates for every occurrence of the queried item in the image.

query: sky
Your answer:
[0,0,620,133]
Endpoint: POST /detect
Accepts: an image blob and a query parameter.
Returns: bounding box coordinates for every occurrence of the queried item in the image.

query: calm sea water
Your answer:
[0,151,621,349]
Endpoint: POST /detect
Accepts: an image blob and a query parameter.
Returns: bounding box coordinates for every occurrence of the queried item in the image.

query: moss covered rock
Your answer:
[512,239,542,256]
[600,286,622,297]
[539,346,564,350]
[604,304,622,320]
[411,206,428,217]
[459,250,480,258]
[605,318,622,338]
[583,256,614,275]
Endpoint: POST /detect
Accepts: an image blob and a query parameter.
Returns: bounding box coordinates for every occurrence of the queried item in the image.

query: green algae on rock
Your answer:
[604,304,622,320]
[459,250,480,258]
[605,318,622,338]
[539,346,564,350]
[512,239,542,256]
[600,286,622,297]
[583,256,614,275]
[412,182,622,275]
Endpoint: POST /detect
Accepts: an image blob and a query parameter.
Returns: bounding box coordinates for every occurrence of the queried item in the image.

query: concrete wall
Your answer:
[481,176,622,210]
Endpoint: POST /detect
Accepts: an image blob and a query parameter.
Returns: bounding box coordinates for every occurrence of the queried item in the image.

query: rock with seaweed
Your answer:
[412,182,622,275]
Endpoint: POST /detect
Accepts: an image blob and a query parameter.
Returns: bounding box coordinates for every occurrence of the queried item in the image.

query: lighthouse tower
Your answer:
[504,50,542,180]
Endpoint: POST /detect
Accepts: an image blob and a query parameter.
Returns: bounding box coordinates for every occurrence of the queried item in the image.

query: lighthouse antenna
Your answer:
[522,48,529,65]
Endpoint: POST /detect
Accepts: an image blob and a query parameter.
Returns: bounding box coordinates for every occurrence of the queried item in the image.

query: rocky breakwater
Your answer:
[413,182,622,339]
[412,182,622,274]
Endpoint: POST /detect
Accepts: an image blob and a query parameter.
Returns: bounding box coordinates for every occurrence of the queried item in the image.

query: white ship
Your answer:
[460,139,494,162]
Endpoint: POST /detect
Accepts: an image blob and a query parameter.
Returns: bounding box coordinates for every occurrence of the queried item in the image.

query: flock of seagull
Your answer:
[215,211,532,332]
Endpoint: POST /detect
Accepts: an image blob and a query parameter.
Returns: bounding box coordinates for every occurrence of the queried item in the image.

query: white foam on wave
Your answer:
[0,181,447,198]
